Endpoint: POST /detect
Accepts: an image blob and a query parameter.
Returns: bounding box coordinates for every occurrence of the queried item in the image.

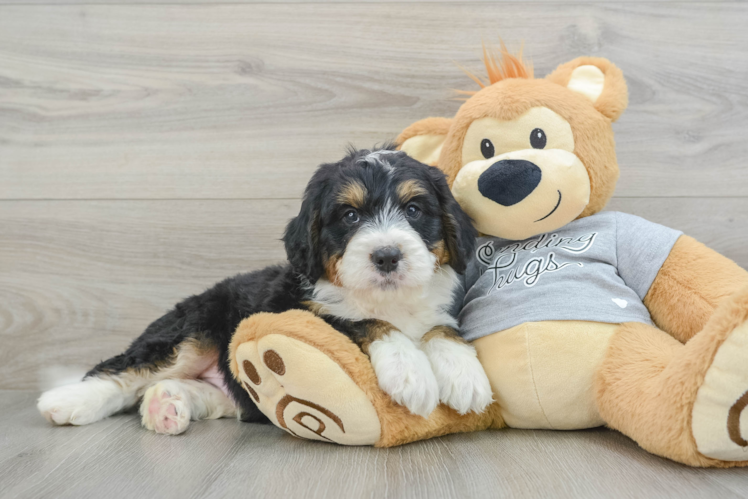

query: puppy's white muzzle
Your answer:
[337,221,436,291]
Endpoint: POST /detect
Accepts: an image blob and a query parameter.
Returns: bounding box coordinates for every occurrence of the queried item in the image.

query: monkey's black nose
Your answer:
[371,246,402,274]
[478,159,542,206]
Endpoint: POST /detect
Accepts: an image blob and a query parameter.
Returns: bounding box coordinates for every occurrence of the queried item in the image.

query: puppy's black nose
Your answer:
[371,246,402,274]
[478,159,542,206]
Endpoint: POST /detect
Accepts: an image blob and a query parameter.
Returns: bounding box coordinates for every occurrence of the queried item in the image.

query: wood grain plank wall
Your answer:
[1,1,746,389]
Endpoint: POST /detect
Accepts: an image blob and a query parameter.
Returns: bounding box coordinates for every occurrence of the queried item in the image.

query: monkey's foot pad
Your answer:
[231,312,381,445]
[692,319,748,461]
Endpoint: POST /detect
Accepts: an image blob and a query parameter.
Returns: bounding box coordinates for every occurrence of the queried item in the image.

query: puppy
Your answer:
[38,147,492,435]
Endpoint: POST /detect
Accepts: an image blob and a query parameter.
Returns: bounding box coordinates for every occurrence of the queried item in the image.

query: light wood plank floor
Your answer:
[2,391,748,498]
[1,1,748,497]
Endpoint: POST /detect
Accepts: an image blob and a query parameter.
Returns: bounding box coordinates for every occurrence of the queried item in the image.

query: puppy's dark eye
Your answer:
[530,128,546,149]
[343,209,360,224]
[480,139,495,159]
[405,204,421,219]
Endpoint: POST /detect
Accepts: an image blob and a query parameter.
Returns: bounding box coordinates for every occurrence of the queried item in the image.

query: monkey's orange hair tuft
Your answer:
[457,41,533,96]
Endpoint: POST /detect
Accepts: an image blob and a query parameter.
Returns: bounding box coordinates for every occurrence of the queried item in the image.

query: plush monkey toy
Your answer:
[229,48,748,467]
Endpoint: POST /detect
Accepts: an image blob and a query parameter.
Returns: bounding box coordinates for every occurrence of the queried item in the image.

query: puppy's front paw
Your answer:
[369,331,439,418]
[424,337,493,415]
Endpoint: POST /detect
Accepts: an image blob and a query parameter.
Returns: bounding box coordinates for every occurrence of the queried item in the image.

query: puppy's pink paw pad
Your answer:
[161,403,179,430]
[148,393,164,416]
[140,385,190,435]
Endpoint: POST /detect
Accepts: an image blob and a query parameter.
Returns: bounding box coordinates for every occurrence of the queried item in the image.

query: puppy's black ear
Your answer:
[427,166,476,274]
[283,174,326,283]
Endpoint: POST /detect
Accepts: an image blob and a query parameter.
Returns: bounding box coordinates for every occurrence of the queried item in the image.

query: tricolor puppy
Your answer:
[38,147,492,435]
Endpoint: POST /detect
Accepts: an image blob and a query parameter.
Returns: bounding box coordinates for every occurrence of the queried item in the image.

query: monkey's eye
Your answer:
[405,203,422,219]
[530,128,547,149]
[480,139,495,159]
[343,209,360,224]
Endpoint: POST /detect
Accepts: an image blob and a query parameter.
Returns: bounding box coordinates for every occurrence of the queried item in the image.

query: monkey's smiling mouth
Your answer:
[534,190,562,222]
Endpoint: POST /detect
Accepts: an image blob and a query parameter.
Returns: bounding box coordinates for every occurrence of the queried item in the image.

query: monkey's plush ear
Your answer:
[396,117,453,166]
[546,57,628,122]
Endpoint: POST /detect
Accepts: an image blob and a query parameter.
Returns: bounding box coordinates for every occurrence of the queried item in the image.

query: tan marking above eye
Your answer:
[336,181,367,208]
[462,107,575,165]
[397,179,428,203]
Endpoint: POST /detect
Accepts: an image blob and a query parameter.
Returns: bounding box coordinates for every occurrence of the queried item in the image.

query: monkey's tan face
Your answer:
[452,106,591,241]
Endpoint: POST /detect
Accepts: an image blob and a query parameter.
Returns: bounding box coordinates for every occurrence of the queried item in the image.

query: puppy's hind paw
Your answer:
[140,382,191,435]
[38,378,127,426]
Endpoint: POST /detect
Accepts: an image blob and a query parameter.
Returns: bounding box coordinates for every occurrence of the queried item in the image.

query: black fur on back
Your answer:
[88,265,307,422]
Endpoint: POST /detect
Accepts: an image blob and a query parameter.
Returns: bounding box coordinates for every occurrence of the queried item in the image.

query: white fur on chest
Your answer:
[311,266,459,341]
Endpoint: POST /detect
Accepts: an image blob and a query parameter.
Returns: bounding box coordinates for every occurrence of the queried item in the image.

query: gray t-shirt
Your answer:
[457,211,682,341]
